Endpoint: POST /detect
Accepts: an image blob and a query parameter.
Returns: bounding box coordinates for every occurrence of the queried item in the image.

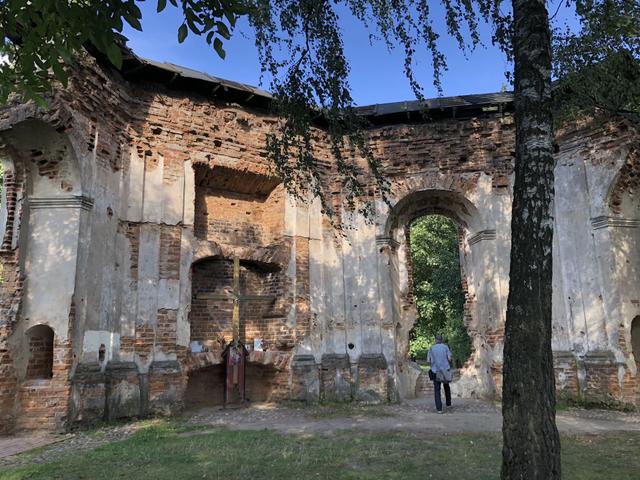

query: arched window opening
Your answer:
[25,325,54,380]
[631,316,640,363]
[408,214,471,368]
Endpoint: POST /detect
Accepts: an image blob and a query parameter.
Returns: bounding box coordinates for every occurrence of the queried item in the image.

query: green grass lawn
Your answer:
[1,422,639,480]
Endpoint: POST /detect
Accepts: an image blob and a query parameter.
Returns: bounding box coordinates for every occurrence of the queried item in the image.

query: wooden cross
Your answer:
[197,256,275,406]
[197,256,276,344]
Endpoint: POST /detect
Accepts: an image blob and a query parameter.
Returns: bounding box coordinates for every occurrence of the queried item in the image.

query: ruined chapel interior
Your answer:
[0,49,638,432]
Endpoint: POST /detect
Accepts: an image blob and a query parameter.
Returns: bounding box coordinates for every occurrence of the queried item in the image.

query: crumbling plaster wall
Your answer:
[299,117,515,401]
[1,52,639,431]
[551,120,640,404]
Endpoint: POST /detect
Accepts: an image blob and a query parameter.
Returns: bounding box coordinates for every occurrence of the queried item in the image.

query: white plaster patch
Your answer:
[158,279,180,309]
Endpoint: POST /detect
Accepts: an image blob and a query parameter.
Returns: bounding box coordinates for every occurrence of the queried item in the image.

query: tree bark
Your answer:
[501,0,561,478]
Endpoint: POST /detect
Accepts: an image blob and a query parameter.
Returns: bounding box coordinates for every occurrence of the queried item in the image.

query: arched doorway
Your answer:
[382,188,502,400]
[24,325,55,380]
[408,214,471,369]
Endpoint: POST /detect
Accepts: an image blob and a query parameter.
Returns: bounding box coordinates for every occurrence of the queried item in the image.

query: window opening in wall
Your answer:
[408,215,471,368]
[25,325,54,380]
[98,344,106,363]
[631,316,640,363]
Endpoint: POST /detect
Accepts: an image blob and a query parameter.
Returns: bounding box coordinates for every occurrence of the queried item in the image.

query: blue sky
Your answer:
[123,1,577,106]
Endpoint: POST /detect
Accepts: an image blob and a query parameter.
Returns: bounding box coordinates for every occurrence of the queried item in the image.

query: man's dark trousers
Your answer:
[434,380,451,412]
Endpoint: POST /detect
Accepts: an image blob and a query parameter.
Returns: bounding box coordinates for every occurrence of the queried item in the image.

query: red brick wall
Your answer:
[190,258,287,348]
[25,329,54,379]
[159,226,182,280]
[194,174,285,247]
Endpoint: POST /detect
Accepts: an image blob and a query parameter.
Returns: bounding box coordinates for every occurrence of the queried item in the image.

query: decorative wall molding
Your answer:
[376,235,400,250]
[468,229,497,245]
[29,196,94,211]
[591,216,640,230]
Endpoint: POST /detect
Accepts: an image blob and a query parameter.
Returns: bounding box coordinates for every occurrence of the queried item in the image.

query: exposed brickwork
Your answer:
[294,237,311,343]
[159,226,181,280]
[190,258,289,348]
[25,329,54,380]
[134,324,155,364]
[553,355,580,401]
[584,363,621,403]
[119,221,140,280]
[194,165,285,247]
[0,324,18,434]
[157,309,178,354]
[1,52,638,432]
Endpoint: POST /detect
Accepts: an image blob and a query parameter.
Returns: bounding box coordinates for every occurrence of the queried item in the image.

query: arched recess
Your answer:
[382,189,499,400]
[185,255,288,406]
[0,119,86,430]
[600,146,640,355]
[24,325,55,380]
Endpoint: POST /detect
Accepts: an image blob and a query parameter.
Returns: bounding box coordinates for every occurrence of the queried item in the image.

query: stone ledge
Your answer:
[28,196,94,211]
[591,216,640,230]
[358,354,388,370]
[321,354,350,369]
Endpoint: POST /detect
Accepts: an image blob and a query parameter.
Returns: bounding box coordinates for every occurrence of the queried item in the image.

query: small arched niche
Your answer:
[24,325,54,380]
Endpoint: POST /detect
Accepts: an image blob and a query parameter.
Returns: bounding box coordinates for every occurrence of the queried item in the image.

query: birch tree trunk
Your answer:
[501,0,561,478]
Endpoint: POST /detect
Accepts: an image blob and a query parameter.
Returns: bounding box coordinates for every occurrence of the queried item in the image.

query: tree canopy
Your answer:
[553,0,640,123]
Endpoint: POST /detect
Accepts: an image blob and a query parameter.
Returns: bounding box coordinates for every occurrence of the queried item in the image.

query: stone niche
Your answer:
[186,257,290,406]
[187,164,292,406]
[190,258,286,349]
[193,163,284,247]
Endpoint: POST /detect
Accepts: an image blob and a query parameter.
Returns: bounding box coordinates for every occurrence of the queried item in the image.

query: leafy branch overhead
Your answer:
[0,0,510,218]
[0,1,243,105]
[0,1,636,215]
[553,0,640,123]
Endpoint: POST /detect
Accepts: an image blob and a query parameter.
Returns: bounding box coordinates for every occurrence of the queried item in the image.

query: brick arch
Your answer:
[607,144,640,217]
[384,187,486,238]
[383,188,497,400]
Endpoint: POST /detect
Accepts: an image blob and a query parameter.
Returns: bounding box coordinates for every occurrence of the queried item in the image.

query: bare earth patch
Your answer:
[0,399,639,479]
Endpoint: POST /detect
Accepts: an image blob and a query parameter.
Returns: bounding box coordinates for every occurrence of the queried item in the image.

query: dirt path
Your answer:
[186,398,640,435]
[2,399,638,467]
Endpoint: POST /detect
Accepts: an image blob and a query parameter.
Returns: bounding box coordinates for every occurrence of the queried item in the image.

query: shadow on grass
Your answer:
[1,421,639,480]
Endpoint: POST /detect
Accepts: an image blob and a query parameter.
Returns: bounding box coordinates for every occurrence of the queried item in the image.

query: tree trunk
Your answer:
[501,0,561,478]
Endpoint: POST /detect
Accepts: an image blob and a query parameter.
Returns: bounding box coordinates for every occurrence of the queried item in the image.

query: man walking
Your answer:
[428,334,452,413]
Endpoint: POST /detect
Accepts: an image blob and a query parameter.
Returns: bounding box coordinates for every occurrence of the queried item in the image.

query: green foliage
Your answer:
[248,0,508,218]
[0,1,242,106]
[553,0,640,123]
[408,215,471,366]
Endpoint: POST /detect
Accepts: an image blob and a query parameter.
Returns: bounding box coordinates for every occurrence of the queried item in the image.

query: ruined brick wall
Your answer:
[2,50,639,433]
[190,258,288,348]
[194,168,285,247]
[370,118,515,193]
[25,330,54,379]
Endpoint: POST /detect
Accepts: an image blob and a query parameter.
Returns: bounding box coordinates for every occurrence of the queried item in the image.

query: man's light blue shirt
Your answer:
[428,343,452,373]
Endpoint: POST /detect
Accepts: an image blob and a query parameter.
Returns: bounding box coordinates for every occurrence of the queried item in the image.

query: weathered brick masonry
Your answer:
[0,51,639,432]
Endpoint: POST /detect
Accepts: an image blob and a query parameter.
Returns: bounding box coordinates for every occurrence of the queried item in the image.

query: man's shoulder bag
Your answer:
[435,369,453,383]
